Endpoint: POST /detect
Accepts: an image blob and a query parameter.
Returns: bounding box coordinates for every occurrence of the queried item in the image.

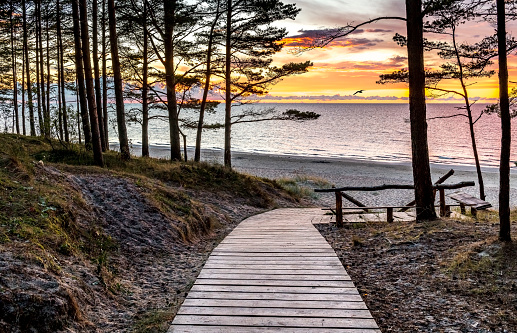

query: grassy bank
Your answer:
[0,133,302,332]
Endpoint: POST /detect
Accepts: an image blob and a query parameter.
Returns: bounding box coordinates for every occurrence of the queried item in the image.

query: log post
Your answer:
[460,203,466,214]
[439,188,446,217]
[471,207,477,218]
[336,191,343,227]
[387,207,394,223]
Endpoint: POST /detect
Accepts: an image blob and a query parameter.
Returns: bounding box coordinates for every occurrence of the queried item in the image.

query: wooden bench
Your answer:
[448,191,492,217]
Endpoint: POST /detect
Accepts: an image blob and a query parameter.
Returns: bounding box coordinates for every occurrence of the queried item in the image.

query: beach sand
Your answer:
[230,151,517,209]
[129,144,517,209]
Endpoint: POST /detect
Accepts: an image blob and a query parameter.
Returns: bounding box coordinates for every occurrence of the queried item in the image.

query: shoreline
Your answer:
[229,151,517,209]
[121,142,508,173]
[114,144,517,208]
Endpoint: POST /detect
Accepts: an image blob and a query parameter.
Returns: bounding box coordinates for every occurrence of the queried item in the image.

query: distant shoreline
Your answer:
[118,142,509,173]
[112,143,517,208]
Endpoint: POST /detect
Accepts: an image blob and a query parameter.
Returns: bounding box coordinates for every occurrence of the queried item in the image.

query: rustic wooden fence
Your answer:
[314,171,475,227]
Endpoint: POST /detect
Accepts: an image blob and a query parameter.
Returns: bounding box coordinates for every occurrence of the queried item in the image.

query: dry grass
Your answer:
[276,174,333,200]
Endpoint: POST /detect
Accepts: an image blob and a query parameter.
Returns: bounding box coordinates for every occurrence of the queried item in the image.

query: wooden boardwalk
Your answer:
[169,208,381,332]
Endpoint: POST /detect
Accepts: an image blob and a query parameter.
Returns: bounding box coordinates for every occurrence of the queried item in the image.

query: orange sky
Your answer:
[259,0,515,104]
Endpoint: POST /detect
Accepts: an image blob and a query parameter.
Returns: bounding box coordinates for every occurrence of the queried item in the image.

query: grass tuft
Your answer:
[276,174,332,200]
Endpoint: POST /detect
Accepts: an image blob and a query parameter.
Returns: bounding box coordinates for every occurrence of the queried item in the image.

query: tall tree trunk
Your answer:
[10,2,19,135]
[35,2,43,135]
[102,0,108,147]
[38,0,48,137]
[23,0,35,136]
[79,0,104,166]
[45,3,51,137]
[224,0,232,168]
[195,0,220,163]
[21,39,26,136]
[451,27,485,201]
[163,0,181,161]
[497,0,511,242]
[92,0,106,151]
[76,82,82,144]
[57,35,63,140]
[405,0,436,221]
[57,0,69,142]
[108,0,130,160]
[142,0,149,157]
[71,0,91,146]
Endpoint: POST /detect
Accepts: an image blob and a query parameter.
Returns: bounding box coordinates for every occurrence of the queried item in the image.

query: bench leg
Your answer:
[460,203,466,214]
[471,207,477,218]
[387,207,394,223]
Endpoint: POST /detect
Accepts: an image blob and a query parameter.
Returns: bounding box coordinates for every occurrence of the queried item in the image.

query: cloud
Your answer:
[252,93,495,102]
[283,29,384,48]
[293,0,406,27]
[256,94,408,101]
[316,55,408,71]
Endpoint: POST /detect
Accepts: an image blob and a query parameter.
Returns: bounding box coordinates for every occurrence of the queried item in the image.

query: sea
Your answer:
[117,102,515,169]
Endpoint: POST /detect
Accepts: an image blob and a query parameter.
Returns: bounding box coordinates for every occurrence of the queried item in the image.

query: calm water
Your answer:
[116,103,513,168]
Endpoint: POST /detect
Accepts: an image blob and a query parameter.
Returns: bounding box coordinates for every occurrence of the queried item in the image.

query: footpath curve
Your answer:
[169,208,381,332]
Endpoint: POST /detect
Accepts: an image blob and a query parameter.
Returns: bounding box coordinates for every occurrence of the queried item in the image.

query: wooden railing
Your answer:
[314,174,475,227]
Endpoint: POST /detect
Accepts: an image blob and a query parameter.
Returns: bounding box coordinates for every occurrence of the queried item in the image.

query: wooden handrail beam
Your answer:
[315,184,414,192]
[314,181,474,193]
[340,192,369,212]
[434,181,475,189]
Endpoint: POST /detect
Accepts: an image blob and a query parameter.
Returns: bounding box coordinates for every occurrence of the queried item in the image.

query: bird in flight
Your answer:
[353,90,364,95]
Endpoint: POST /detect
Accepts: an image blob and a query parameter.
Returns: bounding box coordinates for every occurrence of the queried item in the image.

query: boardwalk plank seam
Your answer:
[168,208,379,332]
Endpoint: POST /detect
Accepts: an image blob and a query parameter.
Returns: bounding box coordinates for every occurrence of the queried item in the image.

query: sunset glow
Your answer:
[265,0,517,103]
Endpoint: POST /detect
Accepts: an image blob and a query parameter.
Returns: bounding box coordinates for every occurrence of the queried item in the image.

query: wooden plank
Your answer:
[201,264,345,270]
[219,242,330,246]
[200,269,349,275]
[169,326,381,332]
[185,291,364,301]
[182,298,368,309]
[177,306,373,318]
[212,249,335,253]
[449,191,492,209]
[189,285,359,294]
[210,253,337,257]
[172,315,379,328]
[194,279,355,288]
[197,273,351,280]
[205,260,342,266]
[209,255,339,259]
